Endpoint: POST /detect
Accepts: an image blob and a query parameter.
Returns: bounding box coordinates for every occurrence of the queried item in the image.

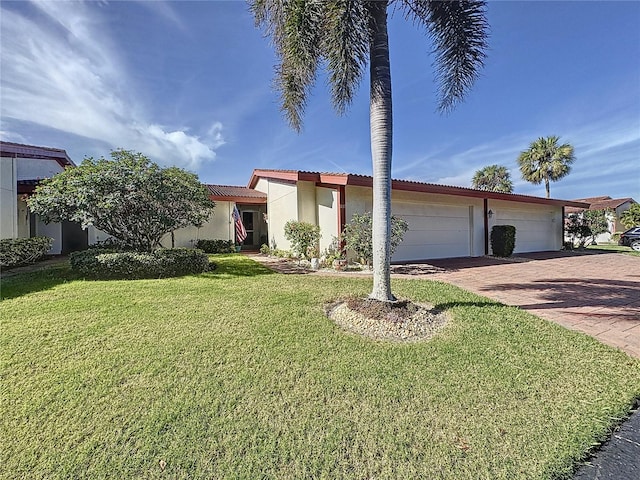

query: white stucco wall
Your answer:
[256,178,298,250]
[34,217,62,254]
[316,187,338,252]
[160,201,235,248]
[0,157,18,239]
[297,181,317,225]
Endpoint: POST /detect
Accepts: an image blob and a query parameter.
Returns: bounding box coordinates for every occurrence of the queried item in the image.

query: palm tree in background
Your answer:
[472,164,513,193]
[517,136,575,198]
[251,0,488,301]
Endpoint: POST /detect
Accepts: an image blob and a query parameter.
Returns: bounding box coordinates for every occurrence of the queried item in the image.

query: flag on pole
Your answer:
[232,205,247,243]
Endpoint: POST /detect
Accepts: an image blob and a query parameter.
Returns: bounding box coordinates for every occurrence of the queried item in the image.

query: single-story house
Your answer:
[3,142,588,261]
[185,169,586,262]
[0,141,87,254]
[566,196,637,243]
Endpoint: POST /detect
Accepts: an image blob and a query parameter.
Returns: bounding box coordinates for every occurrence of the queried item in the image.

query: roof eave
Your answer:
[249,169,589,208]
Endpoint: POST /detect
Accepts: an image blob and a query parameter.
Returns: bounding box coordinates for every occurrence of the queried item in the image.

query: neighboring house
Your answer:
[566,196,637,243]
[247,169,588,261]
[0,141,86,254]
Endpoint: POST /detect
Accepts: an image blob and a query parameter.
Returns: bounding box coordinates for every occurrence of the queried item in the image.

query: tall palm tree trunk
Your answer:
[369,1,394,302]
[545,178,550,198]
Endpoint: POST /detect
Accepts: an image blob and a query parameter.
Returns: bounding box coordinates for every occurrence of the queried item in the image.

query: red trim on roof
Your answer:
[0,141,75,168]
[249,169,589,208]
[206,184,267,204]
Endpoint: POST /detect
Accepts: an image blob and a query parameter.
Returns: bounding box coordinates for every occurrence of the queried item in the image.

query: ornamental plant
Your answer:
[490,225,516,257]
[283,221,321,259]
[28,149,215,252]
[195,239,236,254]
[0,236,53,268]
[342,212,409,268]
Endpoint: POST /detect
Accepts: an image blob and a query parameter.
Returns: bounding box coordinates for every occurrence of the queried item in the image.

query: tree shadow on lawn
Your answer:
[0,265,78,301]
[478,278,640,320]
[205,255,277,278]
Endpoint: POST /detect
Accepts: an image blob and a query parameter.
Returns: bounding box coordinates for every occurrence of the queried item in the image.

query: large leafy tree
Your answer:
[28,149,215,251]
[251,0,488,301]
[517,136,575,198]
[472,164,513,193]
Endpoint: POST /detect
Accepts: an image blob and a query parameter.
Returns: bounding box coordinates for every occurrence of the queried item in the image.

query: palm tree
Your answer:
[472,164,513,193]
[517,136,575,198]
[251,0,488,302]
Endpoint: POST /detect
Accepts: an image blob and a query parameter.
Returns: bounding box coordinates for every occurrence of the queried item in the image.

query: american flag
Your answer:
[232,205,247,243]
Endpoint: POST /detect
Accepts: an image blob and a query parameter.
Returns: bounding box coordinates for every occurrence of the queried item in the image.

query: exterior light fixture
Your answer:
[487,209,494,219]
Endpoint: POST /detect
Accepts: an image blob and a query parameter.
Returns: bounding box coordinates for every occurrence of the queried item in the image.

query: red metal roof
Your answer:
[0,141,75,168]
[566,196,636,213]
[249,169,589,208]
[206,184,267,203]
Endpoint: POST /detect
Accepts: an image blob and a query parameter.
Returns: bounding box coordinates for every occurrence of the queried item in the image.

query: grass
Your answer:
[1,254,639,479]
[587,243,640,257]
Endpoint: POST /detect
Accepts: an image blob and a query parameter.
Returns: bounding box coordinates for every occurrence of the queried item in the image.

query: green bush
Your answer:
[259,244,271,255]
[70,248,212,279]
[342,212,409,267]
[0,237,53,268]
[284,221,321,259]
[195,239,235,254]
[490,225,516,257]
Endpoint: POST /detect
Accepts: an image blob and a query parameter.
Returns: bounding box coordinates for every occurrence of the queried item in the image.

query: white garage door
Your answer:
[392,202,472,261]
[493,208,555,253]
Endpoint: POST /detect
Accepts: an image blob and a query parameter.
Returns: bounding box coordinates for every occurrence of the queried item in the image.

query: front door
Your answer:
[242,211,255,247]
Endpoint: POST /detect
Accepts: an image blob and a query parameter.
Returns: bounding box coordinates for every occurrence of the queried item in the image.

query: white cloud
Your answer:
[0,0,222,170]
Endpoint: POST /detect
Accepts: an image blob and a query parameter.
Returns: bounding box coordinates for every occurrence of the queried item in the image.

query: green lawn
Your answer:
[587,243,640,257]
[2,255,639,479]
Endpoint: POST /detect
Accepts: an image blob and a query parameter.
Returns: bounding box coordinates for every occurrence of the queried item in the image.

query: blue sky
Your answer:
[1,0,638,200]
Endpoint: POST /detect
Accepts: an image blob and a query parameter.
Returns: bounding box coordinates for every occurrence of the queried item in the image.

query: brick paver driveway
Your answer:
[422,251,640,358]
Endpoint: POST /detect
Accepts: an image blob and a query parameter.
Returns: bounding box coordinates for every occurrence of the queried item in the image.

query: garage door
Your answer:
[392,202,472,261]
[493,208,555,253]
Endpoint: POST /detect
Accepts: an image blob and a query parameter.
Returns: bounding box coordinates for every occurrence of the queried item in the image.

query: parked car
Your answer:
[618,226,640,251]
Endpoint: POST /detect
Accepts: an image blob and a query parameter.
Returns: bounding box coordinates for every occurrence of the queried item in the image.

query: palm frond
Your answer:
[401,0,489,112]
[251,0,325,131]
[322,0,371,114]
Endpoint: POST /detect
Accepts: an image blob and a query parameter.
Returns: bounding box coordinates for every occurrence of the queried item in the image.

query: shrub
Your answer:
[565,214,592,248]
[70,248,211,279]
[321,236,345,267]
[342,212,409,267]
[0,237,53,268]
[490,225,516,257]
[284,221,321,259]
[195,239,235,254]
[259,244,271,255]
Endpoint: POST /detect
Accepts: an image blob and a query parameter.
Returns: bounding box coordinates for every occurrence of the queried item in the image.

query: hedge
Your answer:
[0,237,53,268]
[195,239,236,254]
[70,248,213,279]
[490,225,516,257]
